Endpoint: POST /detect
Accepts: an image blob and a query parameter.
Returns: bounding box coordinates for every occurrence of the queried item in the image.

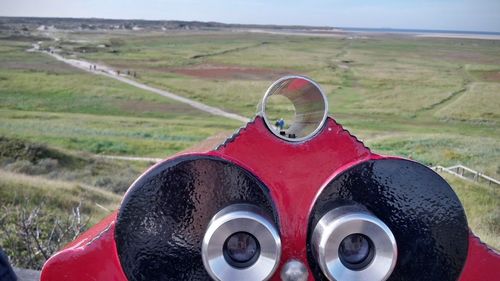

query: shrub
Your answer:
[0,201,89,270]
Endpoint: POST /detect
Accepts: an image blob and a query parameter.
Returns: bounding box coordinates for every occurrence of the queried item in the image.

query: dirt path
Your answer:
[32,45,249,123]
[97,155,163,163]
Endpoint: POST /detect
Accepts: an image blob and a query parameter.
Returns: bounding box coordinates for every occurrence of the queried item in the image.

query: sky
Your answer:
[1,0,499,32]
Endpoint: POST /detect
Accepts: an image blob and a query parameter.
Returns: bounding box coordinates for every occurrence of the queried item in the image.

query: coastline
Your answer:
[246,28,500,40]
[414,33,500,40]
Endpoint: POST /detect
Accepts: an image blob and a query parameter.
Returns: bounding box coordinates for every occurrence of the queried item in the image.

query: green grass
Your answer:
[71,32,500,119]
[2,28,499,184]
[0,170,121,225]
[0,169,122,269]
[436,82,500,122]
[0,109,237,157]
[365,133,499,177]
[0,43,211,119]
[0,136,150,194]
[58,30,500,250]
[0,38,241,158]
[0,29,498,262]
[444,174,500,249]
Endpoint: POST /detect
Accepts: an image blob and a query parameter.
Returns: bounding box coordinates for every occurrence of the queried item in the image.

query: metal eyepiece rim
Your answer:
[312,206,397,281]
[202,204,281,281]
[260,75,329,142]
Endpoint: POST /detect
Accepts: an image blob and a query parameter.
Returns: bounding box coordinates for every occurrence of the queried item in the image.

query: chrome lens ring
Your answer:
[312,206,397,281]
[202,204,281,281]
[261,75,329,142]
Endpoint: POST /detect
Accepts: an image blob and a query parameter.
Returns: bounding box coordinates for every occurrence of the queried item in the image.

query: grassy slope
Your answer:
[0,38,241,157]
[69,31,499,177]
[444,174,499,249]
[71,31,500,247]
[0,170,121,225]
[0,109,236,157]
[0,169,121,269]
[436,82,500,122]
[0,136,150,194]
[0,30,498,254]
[77,33,500,117]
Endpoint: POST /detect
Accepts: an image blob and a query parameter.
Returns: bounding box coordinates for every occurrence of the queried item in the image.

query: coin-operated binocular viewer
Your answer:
[41,76,498,281]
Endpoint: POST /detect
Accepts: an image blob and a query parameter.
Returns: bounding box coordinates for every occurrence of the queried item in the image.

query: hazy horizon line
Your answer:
[1,15,498,34]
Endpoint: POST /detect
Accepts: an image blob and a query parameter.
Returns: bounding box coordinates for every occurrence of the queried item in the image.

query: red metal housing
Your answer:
[41,116,500,281]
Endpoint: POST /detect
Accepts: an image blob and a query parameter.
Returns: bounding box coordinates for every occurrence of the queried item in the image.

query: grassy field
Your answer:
[0,136,150,193]
[65,31,499,177]
[0,34,241,268]
[443,174,499,249]
[0,28,499,266]
[0,169,121,226]
[0,39,240,157]
[0,169,121,269]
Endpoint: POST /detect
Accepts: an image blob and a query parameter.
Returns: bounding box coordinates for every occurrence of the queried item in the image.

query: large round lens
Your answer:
[339,234,374,269]
[223,232,260,267]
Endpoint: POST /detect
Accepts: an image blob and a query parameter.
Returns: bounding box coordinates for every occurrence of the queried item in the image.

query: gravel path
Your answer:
[34,45,249,123]
[97,154,163,163]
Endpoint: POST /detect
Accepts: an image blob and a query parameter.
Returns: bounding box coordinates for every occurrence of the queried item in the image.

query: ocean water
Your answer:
[338,27,500,36]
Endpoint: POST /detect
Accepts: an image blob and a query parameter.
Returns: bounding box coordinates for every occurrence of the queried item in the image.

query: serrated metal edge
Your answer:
[214,117,258,151]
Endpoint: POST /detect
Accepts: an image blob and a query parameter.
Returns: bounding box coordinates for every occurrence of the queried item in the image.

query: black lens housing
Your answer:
[338,233,375,270]
[223,232,261,268]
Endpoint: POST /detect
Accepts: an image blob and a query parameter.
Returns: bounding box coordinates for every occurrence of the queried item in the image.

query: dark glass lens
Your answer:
[224,232,259,263]
[339,234,371,265]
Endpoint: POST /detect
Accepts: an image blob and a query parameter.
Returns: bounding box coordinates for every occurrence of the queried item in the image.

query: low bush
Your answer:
[0,201,89,270]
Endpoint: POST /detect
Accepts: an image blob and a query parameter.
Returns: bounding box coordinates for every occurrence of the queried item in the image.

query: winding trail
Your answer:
[97,154,163,163]
[32,45,249,123]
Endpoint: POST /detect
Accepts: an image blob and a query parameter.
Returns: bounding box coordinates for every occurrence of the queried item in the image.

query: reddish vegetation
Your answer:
[172,64,294,80]
[482,71,500,82]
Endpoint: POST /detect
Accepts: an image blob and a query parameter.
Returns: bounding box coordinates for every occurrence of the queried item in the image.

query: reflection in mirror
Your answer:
[261,76,328,141]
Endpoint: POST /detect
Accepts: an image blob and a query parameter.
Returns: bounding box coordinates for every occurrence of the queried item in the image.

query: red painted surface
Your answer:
[459,233,500,281]
[211,117,374,280]
[62,211,118,249]
[40,213,127,281]
[41,116,500,280]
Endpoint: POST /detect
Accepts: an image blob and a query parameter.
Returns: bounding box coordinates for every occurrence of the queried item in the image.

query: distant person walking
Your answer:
[275,118,285,131]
